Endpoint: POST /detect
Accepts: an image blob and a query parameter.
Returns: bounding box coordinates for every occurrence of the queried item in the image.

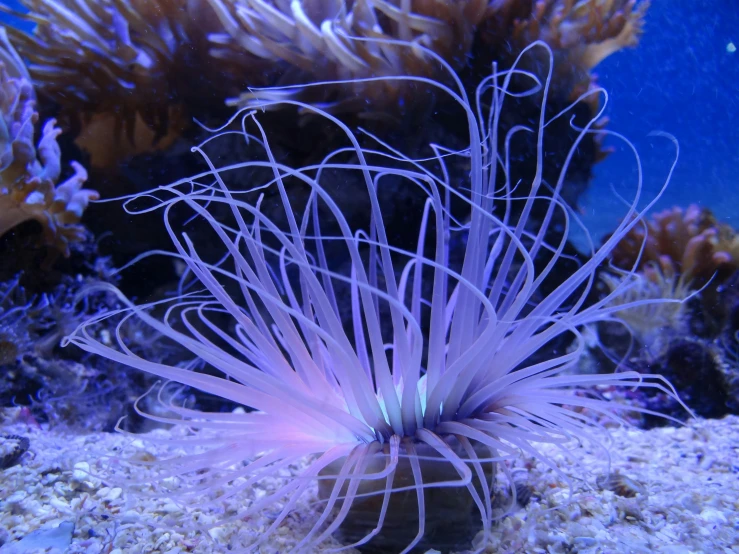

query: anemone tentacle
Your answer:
[65,39,685,553]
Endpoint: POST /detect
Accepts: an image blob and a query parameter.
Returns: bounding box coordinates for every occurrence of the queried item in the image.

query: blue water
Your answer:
[578,0,739,246]
[0,0,29,31]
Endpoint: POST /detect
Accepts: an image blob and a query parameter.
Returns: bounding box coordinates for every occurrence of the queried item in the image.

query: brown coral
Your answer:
[0,0,649,142]
[482,0,648,70]
[209,0,491,112]
[215,0,648,116]
[609,204,739,287]
[480,0,648,113]
[0,0,218,165]
[0,29,97,256]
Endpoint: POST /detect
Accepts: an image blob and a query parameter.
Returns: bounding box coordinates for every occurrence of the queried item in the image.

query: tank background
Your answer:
[573,0,739,249]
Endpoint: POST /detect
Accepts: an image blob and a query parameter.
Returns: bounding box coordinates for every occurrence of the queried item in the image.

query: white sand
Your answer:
[0,408,737,553]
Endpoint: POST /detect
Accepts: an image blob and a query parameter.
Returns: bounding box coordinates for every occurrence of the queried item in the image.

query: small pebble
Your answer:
[699,507,727,524]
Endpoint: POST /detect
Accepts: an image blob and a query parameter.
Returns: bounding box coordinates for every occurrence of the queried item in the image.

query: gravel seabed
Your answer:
[0,408,737,554]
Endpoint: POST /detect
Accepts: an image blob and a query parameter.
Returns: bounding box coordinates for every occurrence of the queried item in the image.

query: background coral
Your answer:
[479,0,648,106]
[210,0,492,111]
[0,0,221,166]
[0,267,184,432]
[0,0,649,294]
[599,269,691,357]
[0,28,97,257]
[590,206,739,424]
[0,0,648,147]
[609,204,739,287]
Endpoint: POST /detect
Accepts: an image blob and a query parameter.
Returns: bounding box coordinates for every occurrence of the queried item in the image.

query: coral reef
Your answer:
[0,265,182,433]
[609,204,739,287]
[176,0,649,118]
[0,0,219,166]
[606,204,739,338]
[0,0,648,140]
[0,29,97,257]
[592,208,739,424]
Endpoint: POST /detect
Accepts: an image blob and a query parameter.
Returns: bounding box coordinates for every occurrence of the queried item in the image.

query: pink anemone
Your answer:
[65,40,685,553]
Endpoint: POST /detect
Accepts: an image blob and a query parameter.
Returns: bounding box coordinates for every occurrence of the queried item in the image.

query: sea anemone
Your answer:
[218,0,648,118]
[65,41,682,552]
[211,0,491,112]
[1,0,648,137]
[598,267,693,352]
[0,28,97,256]
[0,0,217,166]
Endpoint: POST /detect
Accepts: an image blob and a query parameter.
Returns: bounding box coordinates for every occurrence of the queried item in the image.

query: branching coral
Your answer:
[0,29,96,256]
[64,42,684,552]
[609,204,739,287]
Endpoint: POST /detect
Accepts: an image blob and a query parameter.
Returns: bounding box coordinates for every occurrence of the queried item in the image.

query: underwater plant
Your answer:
[65,41,682,552]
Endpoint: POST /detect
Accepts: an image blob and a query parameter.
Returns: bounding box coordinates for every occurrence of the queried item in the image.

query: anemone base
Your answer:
[318,439,495,553]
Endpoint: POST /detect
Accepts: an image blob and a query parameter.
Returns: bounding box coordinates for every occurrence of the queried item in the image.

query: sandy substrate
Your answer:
[0,408,737,554]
